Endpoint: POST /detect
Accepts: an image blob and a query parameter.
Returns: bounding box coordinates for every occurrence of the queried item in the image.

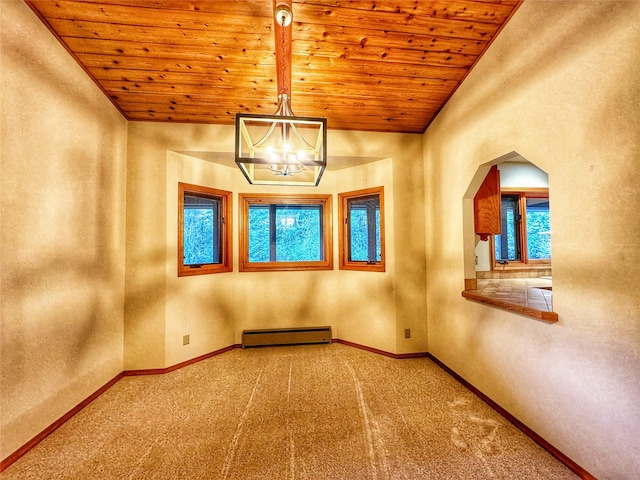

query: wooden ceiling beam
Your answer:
[273,0,292,98]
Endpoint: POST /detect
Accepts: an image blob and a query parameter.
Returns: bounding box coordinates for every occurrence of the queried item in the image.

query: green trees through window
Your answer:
[178,183,232,276]
[494,192,550,264]
[525,198,551,260]
[179,186,388,274]
[248,205,323,262]
[184,195,219,265]
[239,194,333,272]
[339,187,385,272]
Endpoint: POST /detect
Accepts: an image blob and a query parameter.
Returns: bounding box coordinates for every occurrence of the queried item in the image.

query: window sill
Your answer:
[461,277,558,323]
[339,263,385,272]
[491,264,551,271]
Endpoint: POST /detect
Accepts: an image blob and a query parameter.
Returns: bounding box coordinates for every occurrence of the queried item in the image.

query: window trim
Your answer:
[239,193,333,272]
[178,182,232,277]
[338,186,385,272]
[492,187,550,268]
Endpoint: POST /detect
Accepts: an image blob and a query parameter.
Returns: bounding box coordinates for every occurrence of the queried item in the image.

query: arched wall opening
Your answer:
[462,151,554,320]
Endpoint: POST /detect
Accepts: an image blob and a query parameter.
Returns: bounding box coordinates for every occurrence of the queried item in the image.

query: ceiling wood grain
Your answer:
[26,0,522,133]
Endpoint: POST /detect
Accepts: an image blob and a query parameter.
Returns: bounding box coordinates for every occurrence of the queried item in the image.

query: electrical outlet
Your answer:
[404,328,411,339]
[183,334,190,346]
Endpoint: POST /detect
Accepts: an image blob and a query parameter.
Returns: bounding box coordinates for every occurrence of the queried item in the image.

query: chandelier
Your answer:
[235,0,327,186]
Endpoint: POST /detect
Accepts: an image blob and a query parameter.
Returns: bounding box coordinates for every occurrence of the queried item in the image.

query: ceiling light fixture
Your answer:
[235,0,327,186]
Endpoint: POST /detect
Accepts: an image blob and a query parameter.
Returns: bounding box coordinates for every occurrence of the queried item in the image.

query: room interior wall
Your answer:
[423,1,640,478]
[334,158,397,351]
[12,0,640,475]
[164,150,238,367]
[125,122,426,369]
[391,137,428,354]
[498,161,548,189]
[0,0,128,460]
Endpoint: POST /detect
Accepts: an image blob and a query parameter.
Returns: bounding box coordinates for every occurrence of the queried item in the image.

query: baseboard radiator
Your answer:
[242,326,332,348]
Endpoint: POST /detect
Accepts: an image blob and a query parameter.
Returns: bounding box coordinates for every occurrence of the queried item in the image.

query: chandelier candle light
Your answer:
[235,0,327,186]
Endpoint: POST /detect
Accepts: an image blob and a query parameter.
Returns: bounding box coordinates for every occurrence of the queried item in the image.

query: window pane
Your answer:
[179,183,232,277]
[339,188,384,272]
[495,195,520,261]
[375,209,381,261]
[526,198,551,260]
[349,207,368,261]
[348,197,380,262]
[183,195,219,265]
[241,194,332,272]
[275,206,322,261]
[248,205,270,262]
[248,204,323,263]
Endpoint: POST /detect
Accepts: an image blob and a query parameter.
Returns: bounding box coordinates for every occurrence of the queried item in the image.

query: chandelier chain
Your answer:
[280,13,288,96]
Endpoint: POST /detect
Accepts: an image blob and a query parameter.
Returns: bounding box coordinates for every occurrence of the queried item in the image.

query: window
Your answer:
[178,183,232,276]
[239,194,333,272]
[338,187,385,272]
[494,189,550,265]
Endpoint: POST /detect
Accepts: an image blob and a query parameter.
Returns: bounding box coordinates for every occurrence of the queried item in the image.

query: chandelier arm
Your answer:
[252,121,279,149]
[289,123,317,150]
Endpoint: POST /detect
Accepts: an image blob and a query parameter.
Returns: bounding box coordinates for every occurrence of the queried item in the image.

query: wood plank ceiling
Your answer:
[26,0,521,134]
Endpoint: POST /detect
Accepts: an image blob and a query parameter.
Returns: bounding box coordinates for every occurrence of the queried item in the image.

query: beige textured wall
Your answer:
[3,0,636,475]
[164,151,237,367]
[335,158,397,351]
[0,0,127,459]
[125,123,426,368]
[391,137,427,354]
[423,1,640,478]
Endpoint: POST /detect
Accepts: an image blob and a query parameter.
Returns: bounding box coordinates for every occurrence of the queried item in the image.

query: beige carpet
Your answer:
[1,344,577,479]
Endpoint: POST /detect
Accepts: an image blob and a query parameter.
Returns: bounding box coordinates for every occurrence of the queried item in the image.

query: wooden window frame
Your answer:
[178,182,232,277]
[492,188,550,268]
[338,186,385,272]
[239,193,333,272]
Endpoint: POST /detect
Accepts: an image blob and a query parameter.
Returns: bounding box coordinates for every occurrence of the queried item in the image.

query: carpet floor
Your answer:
[1,344,577,479]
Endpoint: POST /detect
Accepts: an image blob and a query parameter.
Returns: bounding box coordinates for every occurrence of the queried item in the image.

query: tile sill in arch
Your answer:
[461,289,559,323]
